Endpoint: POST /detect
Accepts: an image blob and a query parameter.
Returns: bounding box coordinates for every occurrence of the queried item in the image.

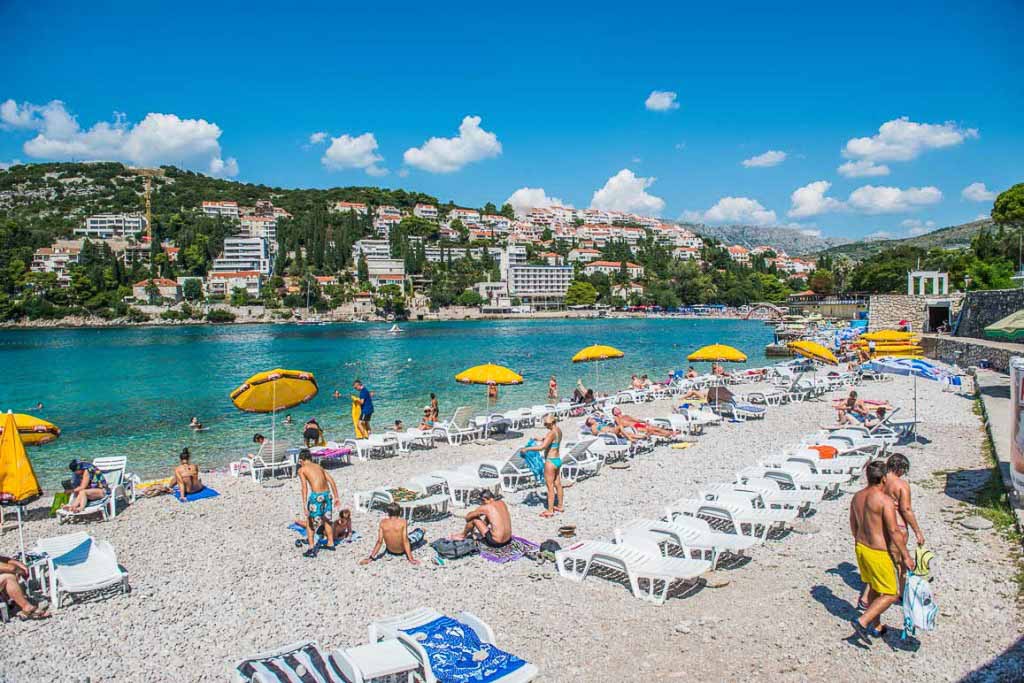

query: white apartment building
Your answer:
[568,247,601,264]
[240,215,277,244]
[207,271,263,298]
[413,203,438,220]
[75,213,147,239]
[354,239,392,261]
[202,201,240,219]
[473,280,509,303]
[727,245,751,265]
[481,214,512,233]
[448,208,481,225]
[583,260,645,279]
[508,265,572,304]
[332,201,368,215]
[212,237,272,274]
[373,215,403,240]
[30,241,82,287]
[673,246,700,261]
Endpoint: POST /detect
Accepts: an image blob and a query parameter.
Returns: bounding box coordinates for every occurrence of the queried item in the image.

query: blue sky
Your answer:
[1,0,1020,239]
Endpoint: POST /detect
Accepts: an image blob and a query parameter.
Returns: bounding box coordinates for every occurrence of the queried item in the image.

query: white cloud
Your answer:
[321,132,387,176]
[590,169,665,214]
[788,180,844,218]
[847,185,942,214]
[645,90,679,112]
[843,116,978,163]
[402,115,501,173]
[1,98,238,176]
[0,159,21,170]
[962,181,996,202]
[901,218,936,236]
[837,160,890,178]
[505,187,571,218]
[742,150,786,168]
[308,131,328,145]
[683,196,777,226]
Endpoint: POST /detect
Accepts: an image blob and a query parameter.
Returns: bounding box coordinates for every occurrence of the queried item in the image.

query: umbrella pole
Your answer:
[17,505,26,560]
[271,382,277,456]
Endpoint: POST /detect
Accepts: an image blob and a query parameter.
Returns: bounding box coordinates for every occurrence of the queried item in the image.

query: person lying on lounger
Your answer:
[453,490,512,547]
[611,407,677,438]
[0,556,48,620]
[680,388,707,401]
[173,448,204,501]
[360,503,424,566]
[62,459,109,513]
[582,416,638,442]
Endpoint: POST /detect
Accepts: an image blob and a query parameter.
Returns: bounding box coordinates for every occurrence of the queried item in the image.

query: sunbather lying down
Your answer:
[583,417,637,442]
[612,408,677,438]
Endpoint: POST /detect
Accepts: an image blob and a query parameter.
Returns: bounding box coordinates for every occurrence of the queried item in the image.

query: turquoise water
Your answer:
[0,319,773,486]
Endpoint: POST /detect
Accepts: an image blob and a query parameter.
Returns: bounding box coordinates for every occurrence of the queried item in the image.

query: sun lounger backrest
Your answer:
[93,456,126,487]
[266,441,292,464]
[450,406,474,429]
[618,532,663,557]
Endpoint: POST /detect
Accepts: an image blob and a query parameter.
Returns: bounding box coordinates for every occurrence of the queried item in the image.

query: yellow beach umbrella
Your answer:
[0,413,60,446]
[787,340,838,366]
[572,344,624,390]
[860,329,916,342]
[687,343,747,363]
[231,369,318,458]
[0,410,45,557]
[455,363,524,385]
[572,344,625,363]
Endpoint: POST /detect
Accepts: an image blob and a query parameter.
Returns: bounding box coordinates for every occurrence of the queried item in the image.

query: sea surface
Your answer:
[0,318,774,486]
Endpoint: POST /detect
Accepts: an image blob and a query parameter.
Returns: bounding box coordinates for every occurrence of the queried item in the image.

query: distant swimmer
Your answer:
[332,390,342,399]
[189,416,204,430]
[34,402,44,411]
[284,414,294,425]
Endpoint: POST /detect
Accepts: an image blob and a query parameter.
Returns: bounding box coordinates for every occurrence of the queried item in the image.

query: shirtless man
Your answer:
[173,448,204,501]
[0,556,48,620]
[360,503,424,565]
[297,450,340,557]
[611,407,676,438]
[583,416,638,443]
[848,460,915,646]
[858,453,924,608]
[454,490,512,547]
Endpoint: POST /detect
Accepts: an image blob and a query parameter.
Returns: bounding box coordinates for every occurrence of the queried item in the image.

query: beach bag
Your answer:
[539,540,561,554]
[902,572,937,638]
[430,538,478,560]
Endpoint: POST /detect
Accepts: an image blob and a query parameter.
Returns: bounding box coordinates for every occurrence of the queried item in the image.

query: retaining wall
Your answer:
[954,288,1024,339]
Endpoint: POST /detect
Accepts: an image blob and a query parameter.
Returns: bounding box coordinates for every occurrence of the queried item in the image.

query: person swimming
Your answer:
[189,417,203,430]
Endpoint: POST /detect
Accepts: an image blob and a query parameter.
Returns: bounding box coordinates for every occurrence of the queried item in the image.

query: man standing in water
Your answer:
[353,379,374,436]
[848,460,915,646]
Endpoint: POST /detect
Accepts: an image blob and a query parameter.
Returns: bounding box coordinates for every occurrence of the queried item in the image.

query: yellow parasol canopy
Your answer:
[230,368,319,413]
[0,413,60,446]
[572,345,625,363]
[0,411,43,505]
[787,340,838,366]
[859,330,916,342]
[687,343,747,363]
[455,363,524,385]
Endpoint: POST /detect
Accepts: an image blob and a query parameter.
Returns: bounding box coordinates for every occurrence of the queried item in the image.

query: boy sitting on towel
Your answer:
[453,490,512,548]
[297,450,340,557]
[360,503,424,566]
[293,508,352,544]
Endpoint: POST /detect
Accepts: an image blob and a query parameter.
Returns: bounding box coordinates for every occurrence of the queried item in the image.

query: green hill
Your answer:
[816,218,994,260]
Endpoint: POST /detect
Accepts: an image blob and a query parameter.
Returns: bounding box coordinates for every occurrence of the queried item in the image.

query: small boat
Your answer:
[295,315,326,326]
[387,324,404,333]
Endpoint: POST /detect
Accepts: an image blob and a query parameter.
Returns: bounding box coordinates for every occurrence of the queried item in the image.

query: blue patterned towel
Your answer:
[400,616,526,683]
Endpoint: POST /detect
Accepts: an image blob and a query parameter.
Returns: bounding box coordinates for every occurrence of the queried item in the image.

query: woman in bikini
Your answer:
[522,414,563,517]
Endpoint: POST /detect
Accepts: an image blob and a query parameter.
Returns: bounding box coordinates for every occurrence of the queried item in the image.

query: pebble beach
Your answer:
[2,374,1022,682]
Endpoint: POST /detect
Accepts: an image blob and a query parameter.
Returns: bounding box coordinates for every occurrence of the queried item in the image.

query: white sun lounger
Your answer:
[33,532,129,609]
[367,608,540,683]
[425,469,503,507]
[703,480,815,515]
[699,489,803,523]
[432,406,482,445]
[56,456,137,522]
[666,499,776,543]
[235,640,343,682]
[731,474,825,504]
[555,534,711,605]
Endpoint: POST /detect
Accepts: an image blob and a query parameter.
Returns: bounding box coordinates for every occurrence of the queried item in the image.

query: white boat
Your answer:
[387,324,404,333]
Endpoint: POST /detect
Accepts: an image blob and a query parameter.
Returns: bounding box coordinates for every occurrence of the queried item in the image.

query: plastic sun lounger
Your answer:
[703,481,816,516]
[234,640,343,682]
[699,489,803,523]
[432,406,483,445]
[33,532,129,609]
[554,534,711,605]
[614,518,721,567]
[426,469,502,507]
[731,474,825,505]
[56,456,137,522]
[367,608,540,683]
[666,499,775,543]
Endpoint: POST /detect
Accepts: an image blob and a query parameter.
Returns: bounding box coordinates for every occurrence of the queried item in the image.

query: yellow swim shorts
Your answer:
[855,542,898,595]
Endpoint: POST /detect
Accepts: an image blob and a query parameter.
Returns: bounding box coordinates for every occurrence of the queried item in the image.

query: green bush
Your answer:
[206,308,236,323]
[126,307,150,323]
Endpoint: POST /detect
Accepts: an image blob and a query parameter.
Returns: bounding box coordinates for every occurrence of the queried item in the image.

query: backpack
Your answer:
[430,538,479,560]
[539,540,561,554]
[902,572,937,638]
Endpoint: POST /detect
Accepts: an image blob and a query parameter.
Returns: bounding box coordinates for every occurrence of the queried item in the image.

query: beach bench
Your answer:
[234,640,343,683]
[616,517,758,569]
[56,456,137,523]
[353,488,451,522]
[241,440,296,481]
[33,532,129,609]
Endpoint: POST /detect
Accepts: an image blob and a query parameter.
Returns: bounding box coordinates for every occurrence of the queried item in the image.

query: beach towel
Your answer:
[520,440,544,482]
[171,486,220,502]
[400,615,526,683]
[479,536,538,564]
[287,522,363,547]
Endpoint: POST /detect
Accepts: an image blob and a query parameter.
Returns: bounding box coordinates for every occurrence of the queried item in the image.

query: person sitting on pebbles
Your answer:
[452,490,512,548]
[173,448,204,501]
[294,508,353,545]
[611,407,677,439]
[0,555,49,620]
[360,503,424,566]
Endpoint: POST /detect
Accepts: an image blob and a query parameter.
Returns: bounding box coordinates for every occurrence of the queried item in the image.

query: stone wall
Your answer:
[867,293,964,332]
[922,335,1024,374]
[954,288,1024,339]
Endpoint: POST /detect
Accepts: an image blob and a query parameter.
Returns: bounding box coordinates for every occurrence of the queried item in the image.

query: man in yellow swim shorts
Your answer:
[848,460,915,646]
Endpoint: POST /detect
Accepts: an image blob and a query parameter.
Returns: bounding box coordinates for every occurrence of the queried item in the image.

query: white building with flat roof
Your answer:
[240,215,277,245]
[508,265,572,304]
[75,213,147,239]
[354,239,391,261]
[212,237,271,274]
[207,271,264,297]
[202,201,240,219]
[413,203,438,220]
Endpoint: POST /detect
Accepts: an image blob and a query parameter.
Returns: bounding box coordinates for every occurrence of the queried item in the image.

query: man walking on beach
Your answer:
[297,450,340,557]
[353,379,374,435]
[848,460,915,646]
[857,452,924,608]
